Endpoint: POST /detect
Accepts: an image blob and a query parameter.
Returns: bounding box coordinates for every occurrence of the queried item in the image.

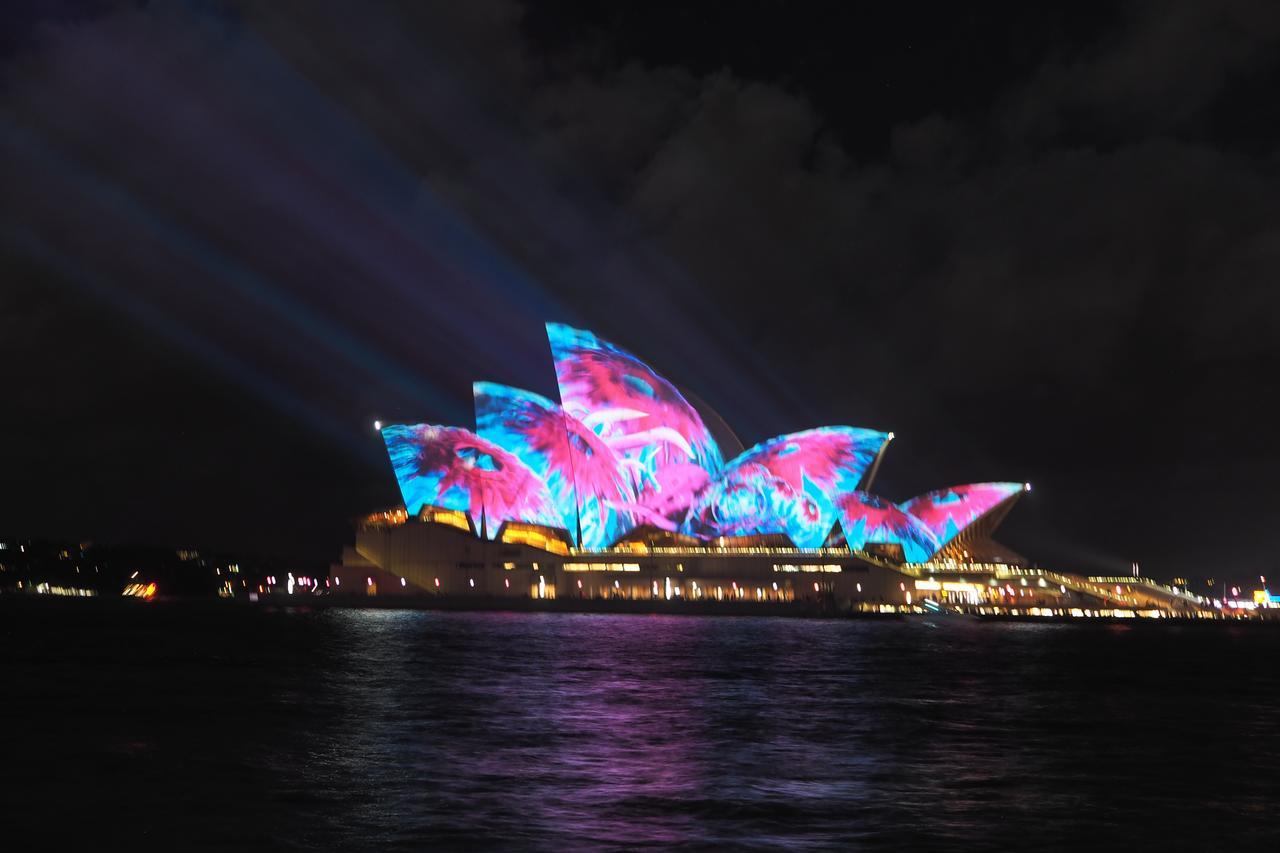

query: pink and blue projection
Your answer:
[683,428,889,548]
[380,324,1024,554]
[473,382,636,550]
[547,322,724,523]
[835,490,940,562]
[381,423,561,538]
[899,482,1025,549]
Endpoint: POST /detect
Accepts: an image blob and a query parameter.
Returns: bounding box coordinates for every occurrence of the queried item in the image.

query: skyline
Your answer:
[3,1,1278,580]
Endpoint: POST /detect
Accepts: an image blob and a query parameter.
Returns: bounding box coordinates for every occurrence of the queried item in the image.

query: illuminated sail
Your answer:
[381,423,560,538]
[547,323,723,525]
[684,427,890,548]
[473,382,635,549]
[835,490,939,562]
[374,323,1029,559]
[898,482,1025,550]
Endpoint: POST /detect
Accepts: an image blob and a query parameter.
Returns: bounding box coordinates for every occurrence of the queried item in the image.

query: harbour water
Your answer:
[4,601,1278,850]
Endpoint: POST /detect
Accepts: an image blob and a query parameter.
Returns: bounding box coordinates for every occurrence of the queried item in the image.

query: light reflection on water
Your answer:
[4,604,1279,850]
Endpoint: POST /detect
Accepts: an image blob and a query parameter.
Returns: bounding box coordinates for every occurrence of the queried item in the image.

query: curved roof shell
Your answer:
[473,382,636,549]
[684,427,890,549]
[382,423,561,538]
[898,482,1026,551]
[835,490,939,563]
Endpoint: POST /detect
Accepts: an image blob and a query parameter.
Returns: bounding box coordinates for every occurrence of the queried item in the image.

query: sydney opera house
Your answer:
[332,323,1206,616]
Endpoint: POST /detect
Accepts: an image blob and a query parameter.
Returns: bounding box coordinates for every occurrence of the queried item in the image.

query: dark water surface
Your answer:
[3,601,1278,850]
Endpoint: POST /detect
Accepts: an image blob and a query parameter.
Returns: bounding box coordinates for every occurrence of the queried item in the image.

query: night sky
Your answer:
[3,1,1278,582]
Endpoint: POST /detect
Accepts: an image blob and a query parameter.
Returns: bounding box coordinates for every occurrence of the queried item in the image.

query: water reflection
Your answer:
[306,613,1279,850]
[5,604,1278,850]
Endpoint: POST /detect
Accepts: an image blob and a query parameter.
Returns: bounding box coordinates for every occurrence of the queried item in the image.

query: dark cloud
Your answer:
[2,0,1276,579]
[1002,0,1280,144]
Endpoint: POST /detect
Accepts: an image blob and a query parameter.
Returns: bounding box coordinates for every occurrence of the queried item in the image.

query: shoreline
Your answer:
[3,593,1276,624]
